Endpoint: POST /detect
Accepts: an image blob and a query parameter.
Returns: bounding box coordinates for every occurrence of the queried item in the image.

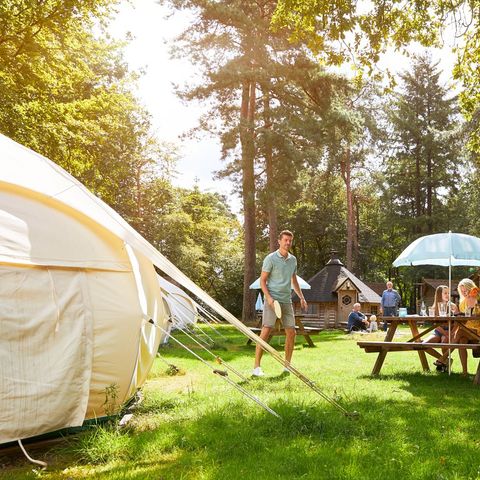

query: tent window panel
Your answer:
[0,266,92,444]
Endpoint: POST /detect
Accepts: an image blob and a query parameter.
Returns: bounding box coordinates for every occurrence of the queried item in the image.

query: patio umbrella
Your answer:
[249,275,311,290]
[393,232,480,310]
[392,232,480,268]
[255,293,264,311]
[393,232,480,373]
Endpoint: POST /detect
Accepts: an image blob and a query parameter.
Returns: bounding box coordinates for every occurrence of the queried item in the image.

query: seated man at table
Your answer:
[348,303,370,332]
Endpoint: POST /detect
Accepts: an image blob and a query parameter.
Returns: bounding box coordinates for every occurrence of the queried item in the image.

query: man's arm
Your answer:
[292,274,308,312]
[380,292,384,314]
[260,270,274,309]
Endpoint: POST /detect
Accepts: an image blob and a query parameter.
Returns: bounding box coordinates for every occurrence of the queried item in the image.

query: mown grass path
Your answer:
[2,326,480,479]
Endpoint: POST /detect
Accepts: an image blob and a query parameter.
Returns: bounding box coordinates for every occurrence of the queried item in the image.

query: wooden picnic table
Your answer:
[357,316,480,384]
[247,314,321,347]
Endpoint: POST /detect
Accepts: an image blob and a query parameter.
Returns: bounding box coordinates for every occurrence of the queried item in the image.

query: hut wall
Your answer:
[293,301,337,329]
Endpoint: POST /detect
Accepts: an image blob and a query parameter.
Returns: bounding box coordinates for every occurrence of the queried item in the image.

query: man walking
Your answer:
[252,230,308,376]
[380,281,401,331]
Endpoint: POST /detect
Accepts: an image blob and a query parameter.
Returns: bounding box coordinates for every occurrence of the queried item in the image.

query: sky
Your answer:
[109,0,236,206]
[110,1,458,214]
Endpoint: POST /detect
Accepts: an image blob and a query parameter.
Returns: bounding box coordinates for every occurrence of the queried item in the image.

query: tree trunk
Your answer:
[426,99,433,233]
[241,80,257,323]
[426,149,433,233]
[263,90,278,251]
[340,149,354,271]
[353,193,360,272]
[414,142,422,233]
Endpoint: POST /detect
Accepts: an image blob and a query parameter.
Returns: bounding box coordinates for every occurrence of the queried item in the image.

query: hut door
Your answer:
[338,290,357,324]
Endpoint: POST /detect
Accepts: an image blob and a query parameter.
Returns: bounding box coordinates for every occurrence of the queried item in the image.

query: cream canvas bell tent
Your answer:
[0,134,169,445]
[158,275,198,332]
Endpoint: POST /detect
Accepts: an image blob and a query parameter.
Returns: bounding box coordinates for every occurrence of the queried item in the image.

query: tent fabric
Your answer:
[0,133,168,443]
[82,269,146,419]
[158,275,197,330]
[0,265,93,443]
[0,187,131,271]
[127,248,165,389]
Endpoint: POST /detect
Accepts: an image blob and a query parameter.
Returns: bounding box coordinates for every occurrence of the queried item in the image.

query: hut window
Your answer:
[342,295,352,305]
[307,304,318,314]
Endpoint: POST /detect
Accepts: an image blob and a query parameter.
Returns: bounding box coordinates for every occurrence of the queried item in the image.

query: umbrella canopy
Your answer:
[249,275,311,290]
[255,293,264,311]
[393,233,480,267]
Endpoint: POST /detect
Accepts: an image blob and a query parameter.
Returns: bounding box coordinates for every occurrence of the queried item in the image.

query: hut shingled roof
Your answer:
[293,254,381,304]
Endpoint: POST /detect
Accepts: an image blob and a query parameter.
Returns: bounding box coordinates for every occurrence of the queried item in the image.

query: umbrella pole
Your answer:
[448,232,452,375]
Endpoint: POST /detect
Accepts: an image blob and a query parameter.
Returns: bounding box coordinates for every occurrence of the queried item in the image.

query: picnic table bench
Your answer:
[247,315,321,347]
[357,316,480,385]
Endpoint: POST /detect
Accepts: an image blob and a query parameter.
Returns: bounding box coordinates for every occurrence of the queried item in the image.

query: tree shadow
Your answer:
[4,366,480,480]
[16,390,479,480]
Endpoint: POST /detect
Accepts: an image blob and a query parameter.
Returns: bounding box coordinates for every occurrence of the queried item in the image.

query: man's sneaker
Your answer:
[252,367,265,377]
[282,367,290,374]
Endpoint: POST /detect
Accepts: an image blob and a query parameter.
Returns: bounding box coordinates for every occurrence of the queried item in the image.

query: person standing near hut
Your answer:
[252,230,308,377]
[380,281,401,331]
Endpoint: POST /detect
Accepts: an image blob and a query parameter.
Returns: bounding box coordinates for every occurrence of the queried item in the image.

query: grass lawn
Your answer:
[2,326,480,480]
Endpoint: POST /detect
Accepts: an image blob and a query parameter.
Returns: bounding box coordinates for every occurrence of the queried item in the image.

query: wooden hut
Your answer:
[293,252,381,329]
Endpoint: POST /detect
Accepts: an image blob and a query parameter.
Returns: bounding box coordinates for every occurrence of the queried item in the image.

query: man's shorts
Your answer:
[262,302,295,329]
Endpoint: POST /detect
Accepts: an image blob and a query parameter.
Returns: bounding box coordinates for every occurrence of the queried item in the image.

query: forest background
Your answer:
[2,0,480,320]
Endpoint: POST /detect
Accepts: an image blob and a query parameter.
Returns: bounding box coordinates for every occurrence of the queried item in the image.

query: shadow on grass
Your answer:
[16,390,479,480]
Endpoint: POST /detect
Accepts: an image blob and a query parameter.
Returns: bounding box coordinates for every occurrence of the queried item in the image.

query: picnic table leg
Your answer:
[372,320,398,375]
[303,333,315,347]
[409,321,430,372]
[296,318,315,347]
[474,361,480,386]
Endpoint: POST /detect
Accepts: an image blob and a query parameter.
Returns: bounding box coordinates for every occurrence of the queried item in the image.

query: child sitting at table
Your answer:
[368,315,378,333]
[423,285,455,371]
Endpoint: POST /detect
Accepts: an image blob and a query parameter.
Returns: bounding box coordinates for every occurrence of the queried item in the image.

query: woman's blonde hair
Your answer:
[432,285,449,316]
[457,278,477,300]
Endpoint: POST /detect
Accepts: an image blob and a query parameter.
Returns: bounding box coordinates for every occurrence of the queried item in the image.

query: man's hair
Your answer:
[278,230,294,240]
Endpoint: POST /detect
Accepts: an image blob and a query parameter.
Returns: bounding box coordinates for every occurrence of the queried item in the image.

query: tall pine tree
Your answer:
[383,54,461,237]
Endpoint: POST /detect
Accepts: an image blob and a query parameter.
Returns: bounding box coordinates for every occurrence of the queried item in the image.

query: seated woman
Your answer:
[423,285,457,371]
[436,278,479,375]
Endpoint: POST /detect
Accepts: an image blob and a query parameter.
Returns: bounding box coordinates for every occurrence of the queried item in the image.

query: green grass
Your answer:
[2,326,480,480]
